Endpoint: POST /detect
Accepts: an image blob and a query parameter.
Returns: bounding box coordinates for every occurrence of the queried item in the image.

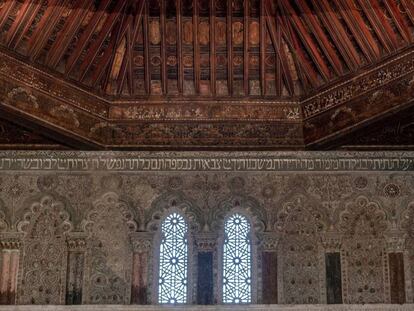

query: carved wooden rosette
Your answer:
[129,232,153,305]
[0,233,23,305]
[65,232,87,305]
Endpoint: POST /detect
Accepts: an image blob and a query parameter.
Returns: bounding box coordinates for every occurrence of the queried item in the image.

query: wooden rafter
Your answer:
[193,0,201,94]
[210,0,216,95]
[260,0,266,95]
[161,0,167,94]
[7,2,42,49]
[264,0,294,95]
[115,0,145,95]
[0,0,412,101]
[6,1,38,47]
[0,1,15,30]
[334,0,380,62]
[401,0,414,27]
[77,0,128,81]
[46,0,93,68]
[359,0,398,53]
[280,12,318,89]
[28,0,70,61]
[227,0,233,95]
[92,9,129,88]
[294,0,344,76]
[177,0,184,94]
[65,0,113,75]
[384,0,412,43]
[143,1,150,94]
[310,0,361,71]
[280,0,331,82]
[243,0,249,96]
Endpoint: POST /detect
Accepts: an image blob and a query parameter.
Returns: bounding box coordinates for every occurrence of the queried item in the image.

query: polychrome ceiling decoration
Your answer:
[0,0,413,149]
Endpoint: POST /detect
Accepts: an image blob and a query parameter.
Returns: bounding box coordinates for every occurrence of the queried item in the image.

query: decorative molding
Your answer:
[194,233,218,252]
[129,232,154,254]
[303,50,414,119]
[0,232,24,250]
[0,47,413,148]
[66,232,88,252]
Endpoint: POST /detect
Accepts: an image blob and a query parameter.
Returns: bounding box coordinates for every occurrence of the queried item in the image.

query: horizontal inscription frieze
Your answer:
[0,152,414,172]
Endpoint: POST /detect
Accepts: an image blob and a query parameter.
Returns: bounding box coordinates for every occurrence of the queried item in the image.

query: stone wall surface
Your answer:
[0,152,413,306]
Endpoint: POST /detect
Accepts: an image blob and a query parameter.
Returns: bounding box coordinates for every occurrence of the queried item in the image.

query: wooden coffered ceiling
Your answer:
[0,0,413,149]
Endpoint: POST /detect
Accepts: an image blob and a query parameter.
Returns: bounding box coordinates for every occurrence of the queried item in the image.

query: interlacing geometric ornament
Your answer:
[158,212,188,304]
[223,213,252,304]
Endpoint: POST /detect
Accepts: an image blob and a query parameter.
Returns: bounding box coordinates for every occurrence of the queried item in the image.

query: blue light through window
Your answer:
[158,212,188,304]
[223,213,252,303]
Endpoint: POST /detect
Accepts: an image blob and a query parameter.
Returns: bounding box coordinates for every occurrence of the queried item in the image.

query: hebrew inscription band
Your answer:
[0,152,414,172]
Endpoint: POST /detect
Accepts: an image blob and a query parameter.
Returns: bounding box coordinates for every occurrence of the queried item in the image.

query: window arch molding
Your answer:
[213,196,265,304]
[149,193,202,305]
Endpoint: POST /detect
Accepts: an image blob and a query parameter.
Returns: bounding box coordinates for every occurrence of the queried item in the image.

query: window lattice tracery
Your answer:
[223,213,252,304]
[158,212,188,304]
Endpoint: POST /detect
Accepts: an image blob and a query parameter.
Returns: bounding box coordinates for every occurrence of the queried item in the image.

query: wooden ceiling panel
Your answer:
[0,0,411,98]
[0,0,412,150]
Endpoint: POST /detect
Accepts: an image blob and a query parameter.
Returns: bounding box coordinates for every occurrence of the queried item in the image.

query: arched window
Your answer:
[222,213,252,304]
[158,212,188,304]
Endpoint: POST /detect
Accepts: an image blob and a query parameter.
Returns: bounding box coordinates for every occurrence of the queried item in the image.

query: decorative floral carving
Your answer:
[82,192,138,304]
[354,176,368,190]
[18,195,73,305]
[343,239,386,304]
[383,183,401,198]
[338,196,388,236]
[146,192,202,233]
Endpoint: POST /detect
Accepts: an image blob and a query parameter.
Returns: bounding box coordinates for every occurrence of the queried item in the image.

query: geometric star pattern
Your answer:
[223,213,252,304]
[158,212,188,304]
